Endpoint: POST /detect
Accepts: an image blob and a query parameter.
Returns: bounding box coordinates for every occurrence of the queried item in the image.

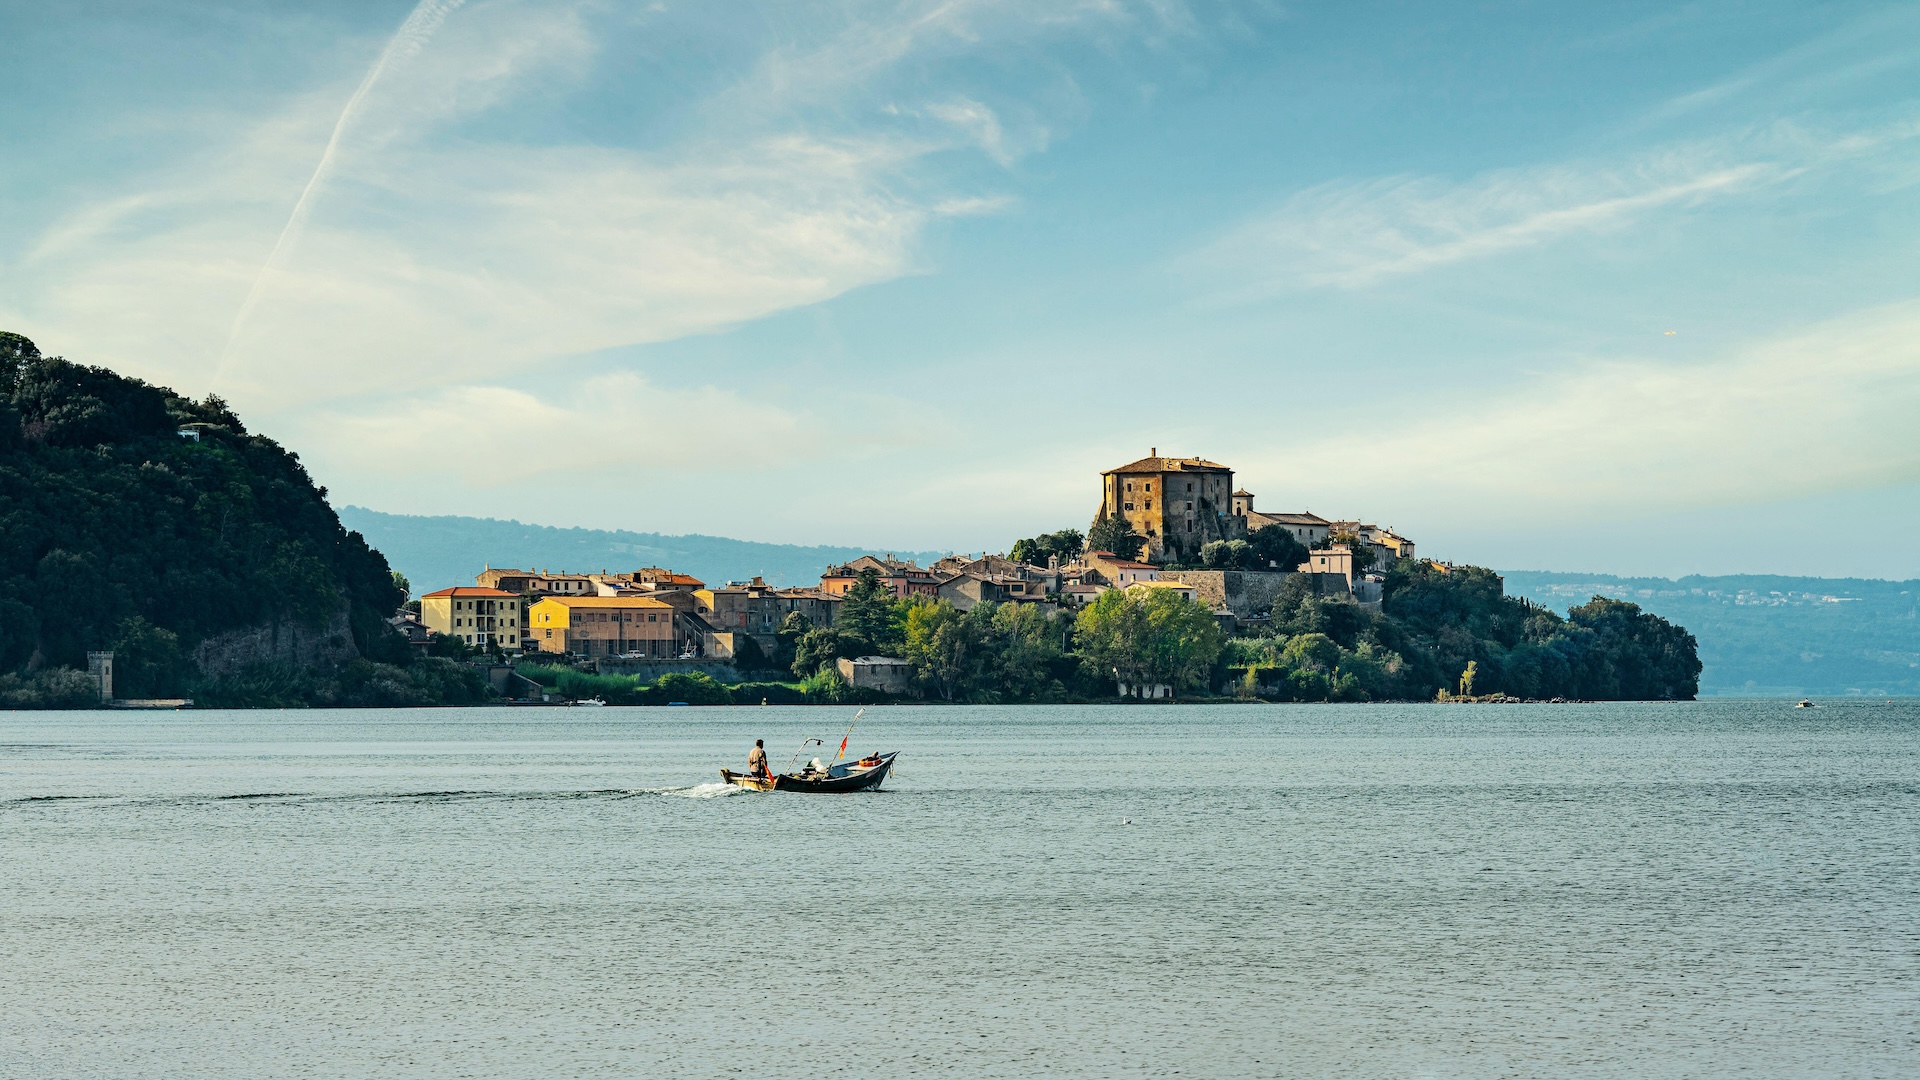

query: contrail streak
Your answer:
[212,0,467,388]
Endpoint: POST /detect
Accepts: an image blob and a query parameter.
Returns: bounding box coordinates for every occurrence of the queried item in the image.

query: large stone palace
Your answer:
[1092,447,1411,567]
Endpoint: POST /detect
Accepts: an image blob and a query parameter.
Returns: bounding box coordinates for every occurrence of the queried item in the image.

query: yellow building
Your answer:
[527,595,679,658]
[419,587,525,651]
[1124,579,1200,602]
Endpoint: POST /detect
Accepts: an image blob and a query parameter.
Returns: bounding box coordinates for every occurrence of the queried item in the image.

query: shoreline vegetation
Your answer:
[0,332,1699,709]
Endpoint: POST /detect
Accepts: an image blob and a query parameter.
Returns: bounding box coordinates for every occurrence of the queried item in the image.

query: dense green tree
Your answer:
[1200,539,1251,569]
[985,602,1069,702]
[111,616,188,698]
[1377,560,1701,700]
[903,600,988,701]
[1565,596,1701,699]
[1086,515,1147,561]
[771,610,811,673]
[791,626,849,679]
[1074,588,1224,696]
[1010,528,1084,567]
[837,567,904,650]
[1247,525,1309,571]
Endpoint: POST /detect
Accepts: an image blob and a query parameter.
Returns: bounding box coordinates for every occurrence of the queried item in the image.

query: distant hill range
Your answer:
[341,508,1919,698]
[1502,571,1920,698]
[339,507,947,595]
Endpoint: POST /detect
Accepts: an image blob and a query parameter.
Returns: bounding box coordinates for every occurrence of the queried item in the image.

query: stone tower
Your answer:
[1094,449,1246,564]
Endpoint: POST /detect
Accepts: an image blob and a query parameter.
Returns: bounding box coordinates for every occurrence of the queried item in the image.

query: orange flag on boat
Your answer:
[837,736,848,760]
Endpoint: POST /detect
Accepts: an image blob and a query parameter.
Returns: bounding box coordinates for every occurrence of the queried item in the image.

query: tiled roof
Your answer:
[532,595,674,608]
[422,587,520,598]
[1102,455,1231,475]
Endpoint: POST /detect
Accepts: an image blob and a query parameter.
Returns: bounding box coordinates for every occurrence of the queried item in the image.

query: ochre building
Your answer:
[527,595,679,658]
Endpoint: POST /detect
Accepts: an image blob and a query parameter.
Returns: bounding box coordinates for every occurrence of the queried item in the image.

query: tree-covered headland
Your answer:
[773,556,1700,702]
[0,332,487,707]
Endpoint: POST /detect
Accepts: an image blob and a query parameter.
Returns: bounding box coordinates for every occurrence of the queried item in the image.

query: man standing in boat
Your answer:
[747,739,771,781]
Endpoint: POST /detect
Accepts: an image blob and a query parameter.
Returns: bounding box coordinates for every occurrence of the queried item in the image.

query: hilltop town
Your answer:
[400,450,1449,699]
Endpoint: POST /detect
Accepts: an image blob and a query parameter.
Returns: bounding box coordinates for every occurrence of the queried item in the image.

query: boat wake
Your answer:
[6,784,757,808]
[643,781,750,799]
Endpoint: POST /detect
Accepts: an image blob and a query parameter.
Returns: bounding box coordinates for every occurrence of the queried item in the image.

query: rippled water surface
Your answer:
[3,701,1917,1077]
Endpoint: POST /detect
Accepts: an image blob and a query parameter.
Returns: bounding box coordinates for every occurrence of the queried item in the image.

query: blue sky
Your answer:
[7,1,1920,577]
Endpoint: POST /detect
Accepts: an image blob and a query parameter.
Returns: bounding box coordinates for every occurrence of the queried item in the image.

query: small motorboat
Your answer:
[1795,699,1815,709]
[574,697,607,707]
[722,751,899,793]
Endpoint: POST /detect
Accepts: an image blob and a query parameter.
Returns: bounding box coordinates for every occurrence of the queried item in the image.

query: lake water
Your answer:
[2,701,1916,1078]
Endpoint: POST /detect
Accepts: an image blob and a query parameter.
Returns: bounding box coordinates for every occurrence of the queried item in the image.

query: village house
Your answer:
[837,655,915,695]
[476,567,596,596]
[1124,579,1199,602]
[1233,491,1333,548]
[1057,582,1109,606]
[526,595,680,658]
[633,567,705,591]
[695,577,786,642]
[1084,550,1159,587]
[419,587,525,651]
[773,587,841,629]
[929,553,1045,611]
[1327,521,1416,567]
[1301,545,1355,581]
[938,572,1036,611]
[820,555,940,599]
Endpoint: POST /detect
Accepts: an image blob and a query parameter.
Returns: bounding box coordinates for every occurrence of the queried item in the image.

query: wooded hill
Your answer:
[0,332,486,707]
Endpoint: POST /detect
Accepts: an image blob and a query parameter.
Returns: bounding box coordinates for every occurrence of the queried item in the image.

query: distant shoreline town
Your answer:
[408,449,1414,665]
[388,450,1697,705]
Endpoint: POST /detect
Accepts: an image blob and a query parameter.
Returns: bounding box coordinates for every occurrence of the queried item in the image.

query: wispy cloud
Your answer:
[1195,119,1920,295]
[5,0,1036,413]
[215,0,471,383]
[1248,299,1920,520]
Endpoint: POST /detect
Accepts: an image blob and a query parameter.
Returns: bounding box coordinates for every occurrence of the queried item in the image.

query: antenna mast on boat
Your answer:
[835,708,864,761]
[782,737,822,775]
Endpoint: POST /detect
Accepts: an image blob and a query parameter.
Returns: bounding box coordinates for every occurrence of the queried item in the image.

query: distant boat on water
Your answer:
[1795,699,1815,709]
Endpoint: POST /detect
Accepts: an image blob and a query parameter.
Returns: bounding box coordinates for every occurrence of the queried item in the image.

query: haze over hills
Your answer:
[347,508,1918,699]
[1501,572,1920,698]
[339,507,947,596]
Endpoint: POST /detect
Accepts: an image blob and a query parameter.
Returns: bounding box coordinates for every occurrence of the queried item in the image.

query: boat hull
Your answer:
[721,752,897,793]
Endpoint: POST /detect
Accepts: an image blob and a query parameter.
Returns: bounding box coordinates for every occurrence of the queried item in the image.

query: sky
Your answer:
[5,0,1920,578]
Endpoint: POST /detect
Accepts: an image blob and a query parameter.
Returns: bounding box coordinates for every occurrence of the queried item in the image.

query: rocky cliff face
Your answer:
[192,603,360,678]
